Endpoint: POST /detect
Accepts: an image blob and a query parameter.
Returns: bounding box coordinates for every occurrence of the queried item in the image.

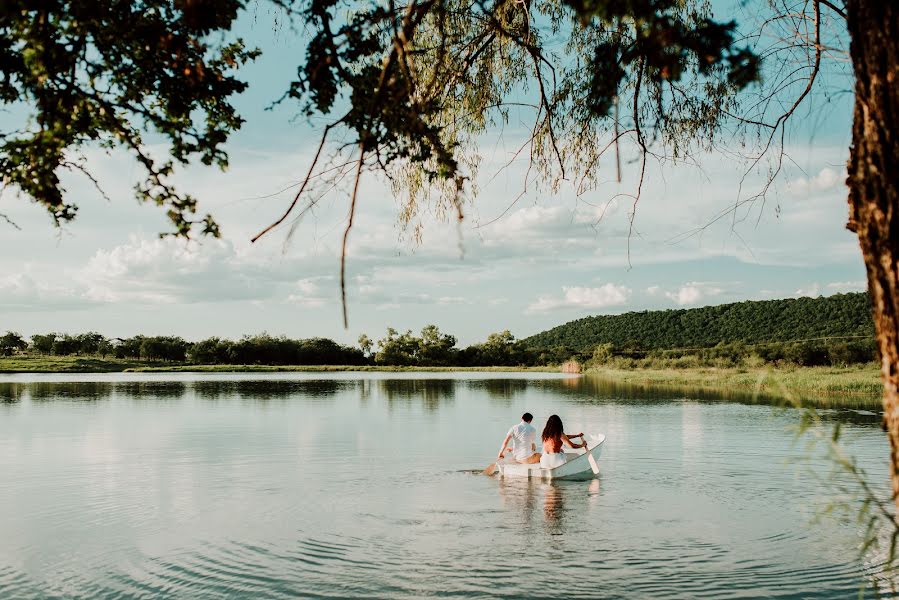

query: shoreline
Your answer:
[0,356,884,407]
[585,364,883,405]
[0,357,557,374]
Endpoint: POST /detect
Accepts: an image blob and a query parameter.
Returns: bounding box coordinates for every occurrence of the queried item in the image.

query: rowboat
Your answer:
[495,433,605,480]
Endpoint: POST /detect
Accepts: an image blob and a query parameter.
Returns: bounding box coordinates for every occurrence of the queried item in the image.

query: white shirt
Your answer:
[507,421,537,459]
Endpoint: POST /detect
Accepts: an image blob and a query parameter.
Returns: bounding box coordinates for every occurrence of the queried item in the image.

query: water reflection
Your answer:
[379,379,455,411]
[191,379,345,401]
[0,382,25,403]
[115,381,187,399]
[0,374,883,428]
[28,381,114,402]
[466,379,529,402]
[545,375,884,414]
[0,372,890,598]
[543,483,565,535]
[497,478,602,538]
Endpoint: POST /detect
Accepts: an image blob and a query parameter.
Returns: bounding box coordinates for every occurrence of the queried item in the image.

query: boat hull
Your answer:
[495,434,605,480]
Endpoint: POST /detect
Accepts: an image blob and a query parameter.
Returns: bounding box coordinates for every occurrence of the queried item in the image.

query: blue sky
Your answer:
[0,3,864,346]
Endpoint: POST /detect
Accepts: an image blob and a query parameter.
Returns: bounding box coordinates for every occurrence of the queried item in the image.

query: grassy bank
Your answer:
[129,364,556,373]
[0,355,146,372]
[0,355,555,373]
[586,364,883,405]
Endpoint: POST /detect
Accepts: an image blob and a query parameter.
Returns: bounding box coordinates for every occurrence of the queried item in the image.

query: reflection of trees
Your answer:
[190,379,345,401]
[543,376,884,421]
[113,381,186,399]
[0,383,25,403]
[466,379,529,403]
[28,381,114,402]
[378,379,455,411]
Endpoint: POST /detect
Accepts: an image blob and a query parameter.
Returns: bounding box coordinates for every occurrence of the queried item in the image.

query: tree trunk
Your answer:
[846,0,899,511]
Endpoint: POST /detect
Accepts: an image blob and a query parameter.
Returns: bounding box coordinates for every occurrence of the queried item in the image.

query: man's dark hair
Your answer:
[522,412,533,423]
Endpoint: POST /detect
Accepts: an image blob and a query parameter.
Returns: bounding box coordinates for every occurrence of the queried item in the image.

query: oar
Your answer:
[484,451,506,475]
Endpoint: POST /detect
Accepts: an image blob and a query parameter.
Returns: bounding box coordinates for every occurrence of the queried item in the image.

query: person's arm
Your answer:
[561,434,587,449]
[567,432,585,439]
[498,433,512,459]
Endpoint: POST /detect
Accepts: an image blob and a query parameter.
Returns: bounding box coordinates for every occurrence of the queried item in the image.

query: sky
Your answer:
[0,4,864,347]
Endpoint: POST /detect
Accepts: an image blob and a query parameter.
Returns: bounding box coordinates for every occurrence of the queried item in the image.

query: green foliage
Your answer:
[526,293,874,351]
[0,0,761,237]
[0,331,27,356]
[569,0,759,115]
[0,0,257,234]
[589,339,878,370]
[374,325,457,366]
[186,334,365,366]
[6,294,877,369]
[30,334,55,355]
[139,336,190,362]
[417,324,458,366]
[591,342,614,364]
[358,334,373,357]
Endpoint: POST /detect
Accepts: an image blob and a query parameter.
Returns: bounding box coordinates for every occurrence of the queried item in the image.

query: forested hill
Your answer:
[524,293,874,351]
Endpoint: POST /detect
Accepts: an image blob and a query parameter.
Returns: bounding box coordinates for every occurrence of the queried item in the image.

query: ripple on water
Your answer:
[1,374,896,599]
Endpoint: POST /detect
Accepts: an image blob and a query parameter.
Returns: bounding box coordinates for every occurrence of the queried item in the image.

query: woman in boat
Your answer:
[540,414,587,469]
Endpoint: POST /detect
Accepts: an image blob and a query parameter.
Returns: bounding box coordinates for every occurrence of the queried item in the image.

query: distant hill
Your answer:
[524,293,874,351]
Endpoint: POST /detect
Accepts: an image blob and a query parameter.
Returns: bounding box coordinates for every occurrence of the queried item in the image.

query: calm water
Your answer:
[0,372,894,599]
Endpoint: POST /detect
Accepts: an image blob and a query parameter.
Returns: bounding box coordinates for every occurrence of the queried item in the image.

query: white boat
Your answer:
[495,433,605,480]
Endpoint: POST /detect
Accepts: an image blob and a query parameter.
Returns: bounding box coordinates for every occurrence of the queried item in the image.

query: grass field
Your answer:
[586,364,884,406]
[0,355,146,373]
[0,355,554,373]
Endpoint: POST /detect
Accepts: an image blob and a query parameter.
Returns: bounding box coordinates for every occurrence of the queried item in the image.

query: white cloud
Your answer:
[795,283,822,297]
[826,280,866,293]
[786,167,846,196]
[527,283,631,313]
[0,273,90,310]
[286,277,332,307]
[663,282,724,306]
[81,235,334,305]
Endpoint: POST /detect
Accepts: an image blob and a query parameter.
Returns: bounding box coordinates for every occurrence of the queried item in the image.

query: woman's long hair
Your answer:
[542,414,564,442]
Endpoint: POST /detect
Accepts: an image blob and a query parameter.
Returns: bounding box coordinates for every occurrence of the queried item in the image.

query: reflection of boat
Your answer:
[496,434,605,480]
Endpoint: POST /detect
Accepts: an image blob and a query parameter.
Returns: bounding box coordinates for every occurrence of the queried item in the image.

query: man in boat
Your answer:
[497,412,541,464]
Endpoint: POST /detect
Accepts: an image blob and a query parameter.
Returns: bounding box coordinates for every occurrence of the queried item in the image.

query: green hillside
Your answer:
[524,293,874,351]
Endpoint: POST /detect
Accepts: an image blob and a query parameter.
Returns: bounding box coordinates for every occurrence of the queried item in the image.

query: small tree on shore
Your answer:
[0,332,27,356]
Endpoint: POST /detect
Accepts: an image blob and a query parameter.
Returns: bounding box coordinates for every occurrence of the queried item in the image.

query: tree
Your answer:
[358,334,373,358]
[374,328,421,366]
[843,1,899,507]
[51,334,80,356]
[0,0,257,235]
[417,325,457,365]
[30,334,56,355]
[76,332,107,356]
[0,331,27,356]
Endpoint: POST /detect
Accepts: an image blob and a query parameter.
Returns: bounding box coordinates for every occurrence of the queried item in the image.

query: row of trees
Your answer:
[366,328,539,366]
[1,324,881,368]
[1,332,192,362]
[1,327,547,366]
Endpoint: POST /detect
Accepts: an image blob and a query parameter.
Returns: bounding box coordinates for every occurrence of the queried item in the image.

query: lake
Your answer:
[0,372,894,598]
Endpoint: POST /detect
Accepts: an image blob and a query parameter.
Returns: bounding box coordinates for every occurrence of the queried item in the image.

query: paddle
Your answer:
[483,451,504,475]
